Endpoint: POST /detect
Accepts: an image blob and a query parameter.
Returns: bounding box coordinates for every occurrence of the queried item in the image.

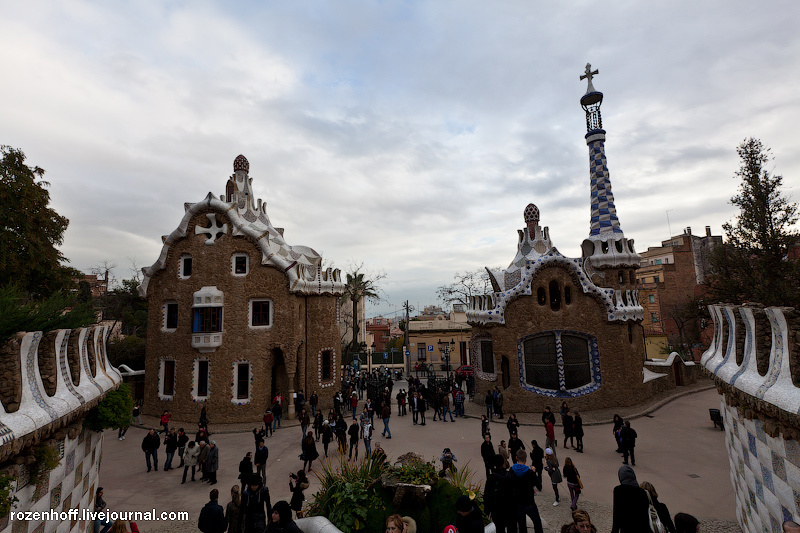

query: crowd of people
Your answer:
[121,378,766,533]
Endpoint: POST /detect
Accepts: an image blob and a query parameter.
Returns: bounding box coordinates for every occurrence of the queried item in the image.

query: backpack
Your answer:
[647,493,667,533]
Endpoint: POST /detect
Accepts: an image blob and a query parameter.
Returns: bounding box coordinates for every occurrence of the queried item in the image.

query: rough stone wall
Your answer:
[37,331,59,398]
[0,335,22,412]
[0,425,104,533]
[142,211,341,424]
[472,265,647,413]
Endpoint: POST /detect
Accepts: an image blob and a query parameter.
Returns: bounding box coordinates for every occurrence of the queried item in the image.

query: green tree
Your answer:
[103,278,148,368]
[83,382,135,431]
[342,269,381,356]
[0,286,96,344]
[708,139,800,306]
[0,146,80,297]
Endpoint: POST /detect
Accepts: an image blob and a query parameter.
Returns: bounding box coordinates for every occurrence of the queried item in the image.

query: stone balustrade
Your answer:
[0,326,122,460]
[701,304,800,533]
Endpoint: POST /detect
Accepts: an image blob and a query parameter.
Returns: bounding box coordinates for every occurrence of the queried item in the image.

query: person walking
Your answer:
[238,452,253,492]
[441,391,454,422]
[205,441,220,485]
[312,411,323,442]
[289,470,309,519]
[541,406,556,429]
[381,403,392,438]
[301,432,319,472]
[494,387,504,419]
[544,448,562,506]
[160,410,171,434]
[485,390,494,420]
[254,441,268,485]
[506,414,520,438]
[453,386,465,417]
[573,413,584,453]
[198,489,226,533]
[480,434,495,480]
[485,454,515,533]
[141,429,160,472]
[309,390,318,417]
[298,409,310,437]
[241,474,271,533]
[481,415,490,437]
[611,465,650,533]
[197,441,210,481]
[530,440,545,491]
[263,410,274,438]
[362,421,373,456]
[620,421,638,466]
[563,411,575,449]
[348,418,360,459]
[335,414,348,453]
[545,419,556,450]
[418,393,427,426]
[225,486,243,533]
[510,450,544,533]
[508,432,525,465]
[411,392,420,425]
[349,392,359,419]
[498,440,511,470]
[272,393,283,430]
[321,420,333,458]
[641,481,677,533]
[181,441,200,484]
[562,457,581,511]
[164,429,178,471]
[612,414,624,452]
[177,428,189,467]
[132,401,142,426]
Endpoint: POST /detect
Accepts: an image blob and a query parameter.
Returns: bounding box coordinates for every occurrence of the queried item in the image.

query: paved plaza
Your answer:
[100,379,740,532]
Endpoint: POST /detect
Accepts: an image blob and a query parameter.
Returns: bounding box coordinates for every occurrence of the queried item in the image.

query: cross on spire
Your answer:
[580,63,599,94]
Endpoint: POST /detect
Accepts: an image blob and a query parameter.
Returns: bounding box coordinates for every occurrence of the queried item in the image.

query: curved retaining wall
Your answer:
[0,326,121,533]
[702,305,800,533]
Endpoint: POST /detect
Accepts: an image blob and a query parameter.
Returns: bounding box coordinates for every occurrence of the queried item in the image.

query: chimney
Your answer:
[686,226,692,235]
[705,226,711,237]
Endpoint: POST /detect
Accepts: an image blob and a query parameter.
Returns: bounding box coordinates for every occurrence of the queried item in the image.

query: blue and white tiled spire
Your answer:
[578,64,640,272]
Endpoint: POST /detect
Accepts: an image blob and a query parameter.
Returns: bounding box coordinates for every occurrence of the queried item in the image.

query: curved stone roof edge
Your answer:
[139,193,344,298]
[467,248,643,325]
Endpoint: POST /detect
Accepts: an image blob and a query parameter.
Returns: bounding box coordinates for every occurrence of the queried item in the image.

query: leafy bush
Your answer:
[30,444,61,486]
[0,286,96,343]
[83,382,134,431]
[388,458,437,485]
[0,472,18,516]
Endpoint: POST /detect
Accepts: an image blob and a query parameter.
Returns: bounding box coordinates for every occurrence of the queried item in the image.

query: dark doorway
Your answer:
[673,357,683,386]
[271,348,286,403]
[501,356,511,389]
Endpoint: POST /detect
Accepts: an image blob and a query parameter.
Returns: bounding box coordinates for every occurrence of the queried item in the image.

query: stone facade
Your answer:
[703,304,800,532]
[140,156,345,423]
[0,327,120,533]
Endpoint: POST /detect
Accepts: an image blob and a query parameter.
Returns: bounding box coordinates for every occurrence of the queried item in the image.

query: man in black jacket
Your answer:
[530,440,545,491]
[620,421,638,466]
[238,452,253,492]
[198,489,226,533]
[141,429,160,472]
[254,441,268,485]
[480,434,494,480]
[242,474,271,533]
[511,450,544,533]
[484,455,516,533]
[177,428,189,467]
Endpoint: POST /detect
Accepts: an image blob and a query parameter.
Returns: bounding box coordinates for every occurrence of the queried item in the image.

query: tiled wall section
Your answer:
[1,427,103,533]
[722,401,800,533]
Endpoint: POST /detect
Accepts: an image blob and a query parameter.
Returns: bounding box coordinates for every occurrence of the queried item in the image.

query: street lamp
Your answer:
[369,342,376,374]
[438,338,456,378]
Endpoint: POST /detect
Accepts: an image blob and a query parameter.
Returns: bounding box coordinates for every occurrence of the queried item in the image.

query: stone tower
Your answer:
[578,64,641,288]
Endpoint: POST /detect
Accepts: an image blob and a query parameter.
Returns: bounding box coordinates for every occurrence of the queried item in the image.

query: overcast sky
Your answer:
[3,1,799,318]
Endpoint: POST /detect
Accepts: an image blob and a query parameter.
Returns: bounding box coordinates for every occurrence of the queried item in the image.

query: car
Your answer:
[455,365,474,377]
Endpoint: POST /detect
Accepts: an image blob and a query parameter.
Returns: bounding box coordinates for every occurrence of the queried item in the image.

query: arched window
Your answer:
[549,281,561,311]
[537,287,546,306]
[564,286,572,305]
[521,331,598,394]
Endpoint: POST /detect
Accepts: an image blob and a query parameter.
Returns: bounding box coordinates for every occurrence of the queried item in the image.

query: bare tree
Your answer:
[437,268,495,308]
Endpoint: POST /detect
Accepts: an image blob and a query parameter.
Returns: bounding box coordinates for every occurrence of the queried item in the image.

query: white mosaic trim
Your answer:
[317,347,337,388]
[231,360,253,405]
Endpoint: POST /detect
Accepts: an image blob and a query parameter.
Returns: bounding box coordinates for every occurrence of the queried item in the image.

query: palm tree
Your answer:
[343,270,380,356]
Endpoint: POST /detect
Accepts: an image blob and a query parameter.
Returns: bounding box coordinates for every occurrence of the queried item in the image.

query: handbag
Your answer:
[577,473,583,490]
[647,493,667,533]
